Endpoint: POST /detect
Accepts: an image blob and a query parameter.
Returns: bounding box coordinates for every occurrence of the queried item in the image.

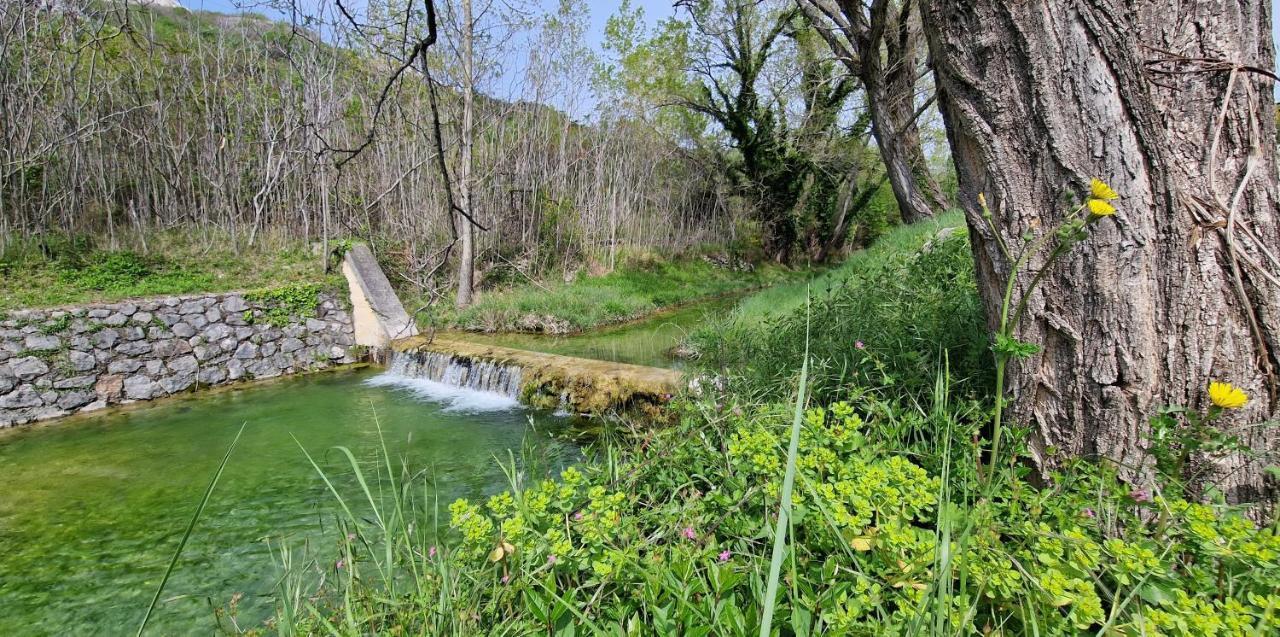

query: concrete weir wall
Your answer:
[342,244,417,347]
[0,292,358,427]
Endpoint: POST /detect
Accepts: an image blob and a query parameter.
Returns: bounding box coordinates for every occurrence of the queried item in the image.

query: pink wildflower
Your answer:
[335,558,345,569]
[1130,489,1151,503]
[718,550,731,563]
[428,546,437,558]
[855,340,865,350]
[573,511,584,521]
[501,574,510,584]
[547,555,557,565]
[1082,508,1095,518]
[682,526,697,540]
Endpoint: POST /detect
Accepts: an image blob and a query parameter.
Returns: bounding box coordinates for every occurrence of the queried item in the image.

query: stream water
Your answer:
[452,293,742,369]
[0,368,576,635]
[0,295,735,634]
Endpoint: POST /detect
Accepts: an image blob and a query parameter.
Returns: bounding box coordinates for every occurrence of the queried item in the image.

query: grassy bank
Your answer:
[691,210,990,403]
[256,213,1280,634]
[0,234,338,311]
[430,254,797,334]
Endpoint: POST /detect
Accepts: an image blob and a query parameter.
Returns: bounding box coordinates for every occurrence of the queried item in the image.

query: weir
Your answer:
[389,336,684,415]
[384,349,524,399]
[340,246,686,414]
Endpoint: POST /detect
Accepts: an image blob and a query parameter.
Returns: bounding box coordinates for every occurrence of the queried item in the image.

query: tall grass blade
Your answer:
[760,292,810,637]
[136,422,246,637]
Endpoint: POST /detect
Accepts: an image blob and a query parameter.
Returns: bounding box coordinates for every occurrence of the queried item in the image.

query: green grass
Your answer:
[428,254,798,334]
[692,211,990,404]
[0,233,339,311]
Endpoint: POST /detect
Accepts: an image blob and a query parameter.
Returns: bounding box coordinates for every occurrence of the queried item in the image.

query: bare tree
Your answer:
[796,0,948,223]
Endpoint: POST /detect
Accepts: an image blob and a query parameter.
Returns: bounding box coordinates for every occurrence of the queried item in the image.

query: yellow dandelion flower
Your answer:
[1208,381,1248,409]
[1087,198,1116,217]
[1090,178,1119,201]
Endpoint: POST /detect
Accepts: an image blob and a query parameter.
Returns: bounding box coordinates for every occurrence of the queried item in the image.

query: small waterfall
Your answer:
[382,350,524,399]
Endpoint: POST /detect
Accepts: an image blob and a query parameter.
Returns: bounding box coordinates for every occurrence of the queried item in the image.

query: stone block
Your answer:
[53,376,96,390]
[159,374,195,394]
[10,357,49,381]
[24,334,60,351]
[69,350,97,371]
[123,375,158,400]
[108,359,142,374]
[168,355,198,374]
[93,330,119,349]
[115,341,152,357]
[57,391,95,410]
[1,385,43,409]
[234,342,259,359]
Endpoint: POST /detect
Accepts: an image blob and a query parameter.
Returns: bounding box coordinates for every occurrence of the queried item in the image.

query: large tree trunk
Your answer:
[920,0,1280,502]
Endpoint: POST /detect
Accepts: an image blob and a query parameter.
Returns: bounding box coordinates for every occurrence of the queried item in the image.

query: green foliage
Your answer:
[57,251,156,291]
[0,231,339,311]
[281,390,1280,635]
[39,314,72,335]
[693,213,989,404]
[244,283,323,327]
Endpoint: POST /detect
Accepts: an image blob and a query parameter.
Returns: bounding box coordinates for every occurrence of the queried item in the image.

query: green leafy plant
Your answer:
[244,283,322,328]
[978,179,1118,482]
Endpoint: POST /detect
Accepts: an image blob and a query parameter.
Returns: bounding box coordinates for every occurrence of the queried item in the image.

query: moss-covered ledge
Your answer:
[390,336,683,415]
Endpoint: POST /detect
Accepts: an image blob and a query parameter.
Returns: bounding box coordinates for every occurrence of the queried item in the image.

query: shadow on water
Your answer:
[0,367,578,634]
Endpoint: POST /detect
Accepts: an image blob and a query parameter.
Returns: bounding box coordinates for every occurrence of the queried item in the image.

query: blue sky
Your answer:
[179,1,1280,104]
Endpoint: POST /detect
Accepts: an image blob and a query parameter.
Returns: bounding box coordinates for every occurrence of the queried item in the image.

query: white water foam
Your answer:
[364,373,521,413]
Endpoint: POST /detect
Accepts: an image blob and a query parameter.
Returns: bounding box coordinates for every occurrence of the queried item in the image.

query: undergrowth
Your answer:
[0,232,339,310]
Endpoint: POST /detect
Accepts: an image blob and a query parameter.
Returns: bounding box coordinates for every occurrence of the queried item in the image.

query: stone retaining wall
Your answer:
[0,291,358,427]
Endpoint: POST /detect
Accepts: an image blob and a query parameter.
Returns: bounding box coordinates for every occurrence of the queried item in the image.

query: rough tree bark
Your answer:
[797,0,949,223]
[920,1,1280,502]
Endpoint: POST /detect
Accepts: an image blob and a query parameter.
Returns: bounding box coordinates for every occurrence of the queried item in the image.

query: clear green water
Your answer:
[0,368,575,635]
[453,293,743,369]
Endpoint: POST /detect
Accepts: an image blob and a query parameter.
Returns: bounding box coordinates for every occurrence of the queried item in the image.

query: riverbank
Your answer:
[428,254,797,335]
